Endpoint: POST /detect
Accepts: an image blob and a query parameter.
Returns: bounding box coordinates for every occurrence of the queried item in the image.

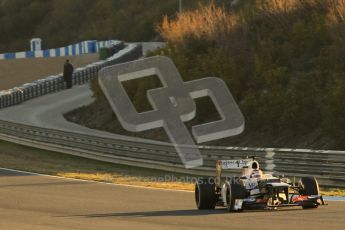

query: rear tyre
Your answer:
[299,177,320,209]
[195,178,216,210]
[226,183,247,212]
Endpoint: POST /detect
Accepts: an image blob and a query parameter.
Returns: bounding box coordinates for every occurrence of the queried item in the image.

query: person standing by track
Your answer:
[63,59,74,89]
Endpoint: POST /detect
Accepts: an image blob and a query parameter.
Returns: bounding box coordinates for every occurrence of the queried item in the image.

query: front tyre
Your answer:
[299,177,320,209]
[195,178,216,210]
[299,177,320,195]
[226,183,247,212]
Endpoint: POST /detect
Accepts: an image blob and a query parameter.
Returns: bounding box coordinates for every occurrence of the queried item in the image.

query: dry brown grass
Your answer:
[0,54,98,90]
[321,188,345,196]
[256,0,345,26]
[57,172,345,195]
[158,0,345,45]
[157,2,240,44]
[327,0,345,24]
[256,0,319,15]
[57,172,194,191]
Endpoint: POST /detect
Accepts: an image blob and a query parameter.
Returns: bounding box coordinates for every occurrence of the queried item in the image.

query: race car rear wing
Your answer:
[217,159,253,170]
[215,159,256,187]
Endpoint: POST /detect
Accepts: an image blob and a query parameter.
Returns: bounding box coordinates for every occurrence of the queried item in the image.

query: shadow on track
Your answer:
[61,207,306,218]
[62,209,228,218]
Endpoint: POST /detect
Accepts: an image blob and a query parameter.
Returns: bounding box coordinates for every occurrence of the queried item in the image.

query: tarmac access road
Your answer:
[0,168,344,230]
[0,84,167,144]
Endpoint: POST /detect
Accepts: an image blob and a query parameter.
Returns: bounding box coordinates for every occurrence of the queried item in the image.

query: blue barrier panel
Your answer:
[87,41,96,53]
[79,43,83,54]
[55,48,60,56]
[43,50,50,58]
[72,45,76,56]
[25,51,35,58]
[4,53,15,59]
[65,47,69,56]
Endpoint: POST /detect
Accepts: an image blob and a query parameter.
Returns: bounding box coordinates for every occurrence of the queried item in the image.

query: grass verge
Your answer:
[0,139,343,195]
[0,140,194,190]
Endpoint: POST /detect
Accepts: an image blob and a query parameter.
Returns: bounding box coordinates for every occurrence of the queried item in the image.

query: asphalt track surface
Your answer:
[0,168,344,230]
[0,84,117,137]
[0,84,166,144]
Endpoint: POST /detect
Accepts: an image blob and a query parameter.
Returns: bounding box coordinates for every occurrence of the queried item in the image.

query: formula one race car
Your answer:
[195,158,326,211]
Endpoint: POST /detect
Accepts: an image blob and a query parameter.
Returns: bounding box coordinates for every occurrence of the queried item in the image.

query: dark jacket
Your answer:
[63,62,74,82]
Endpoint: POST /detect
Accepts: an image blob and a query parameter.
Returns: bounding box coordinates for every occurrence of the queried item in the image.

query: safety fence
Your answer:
[0,40,120,60]
[0,118,343,187]
[0,43,142,109]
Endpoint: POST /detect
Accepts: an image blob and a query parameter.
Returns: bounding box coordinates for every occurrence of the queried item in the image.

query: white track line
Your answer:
[0,167,193,193]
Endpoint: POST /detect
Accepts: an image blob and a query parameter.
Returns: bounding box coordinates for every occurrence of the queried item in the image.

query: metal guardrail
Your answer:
[0,43,344,187]
[0,119,343,187]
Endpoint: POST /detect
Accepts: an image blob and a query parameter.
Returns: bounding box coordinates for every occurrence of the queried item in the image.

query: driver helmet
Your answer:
[250,169,263,178]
